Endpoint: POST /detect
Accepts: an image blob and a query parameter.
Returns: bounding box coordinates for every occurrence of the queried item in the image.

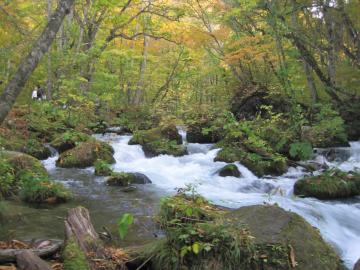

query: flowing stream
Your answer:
[1,132,360,269]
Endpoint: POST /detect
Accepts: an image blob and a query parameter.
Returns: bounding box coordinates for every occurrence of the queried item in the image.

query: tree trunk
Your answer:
[0,0,75,124]
[135,34,149,105]
[64,207,106,270]
[16,250,52,270]
[46,0,53,100]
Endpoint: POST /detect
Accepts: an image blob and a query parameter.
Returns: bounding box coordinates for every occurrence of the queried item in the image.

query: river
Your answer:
[1,132,360,269]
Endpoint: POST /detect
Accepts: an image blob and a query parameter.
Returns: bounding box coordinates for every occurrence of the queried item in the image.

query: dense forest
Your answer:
[0,0,360,269]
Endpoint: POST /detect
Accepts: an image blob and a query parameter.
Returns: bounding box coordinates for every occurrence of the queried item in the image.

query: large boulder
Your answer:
[216,164,241,177]
[129,125,186,157]
[50,131,90,153]
[107,172,152,186]
[226,205,344,270]
[294,170,360,200]
[56,140,115,168]
[186,119,222,144]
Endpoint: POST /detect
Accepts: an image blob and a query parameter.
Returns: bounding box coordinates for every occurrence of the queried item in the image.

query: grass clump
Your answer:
[94,159,113,176]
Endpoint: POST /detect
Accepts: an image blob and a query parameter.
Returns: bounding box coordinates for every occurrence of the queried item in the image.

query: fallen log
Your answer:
[0,240,63,264]
[16,250,51,270]
[64,206,106,270]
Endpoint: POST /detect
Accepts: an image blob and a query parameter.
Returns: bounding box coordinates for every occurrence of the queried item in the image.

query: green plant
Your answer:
[0,157,16,198]
[117,213,134,240]
[289,142,313,160]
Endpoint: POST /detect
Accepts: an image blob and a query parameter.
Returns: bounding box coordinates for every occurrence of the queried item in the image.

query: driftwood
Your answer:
[0,240,63,263]
[64,206,106,269]
[16,250,51,270]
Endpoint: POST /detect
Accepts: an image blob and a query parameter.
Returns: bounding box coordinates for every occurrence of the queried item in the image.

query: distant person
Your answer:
[37,86,44,100]
[31,86,38,100]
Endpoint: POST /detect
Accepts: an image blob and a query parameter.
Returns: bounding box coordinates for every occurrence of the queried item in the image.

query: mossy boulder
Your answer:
[215,145,287,177]
[129,126,187,157]
[50,131,90,153]
[294,170,360,200]
[94,160,113,176]
[56,140,115,168]
[0,151,71,203]
[107,172,152,186]
[216,164,241,177]
[186,119,222,143]
[225,205,344,270]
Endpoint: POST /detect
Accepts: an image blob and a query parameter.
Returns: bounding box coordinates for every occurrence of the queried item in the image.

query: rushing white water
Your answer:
[38,134,360,268]
[92,134,360,269]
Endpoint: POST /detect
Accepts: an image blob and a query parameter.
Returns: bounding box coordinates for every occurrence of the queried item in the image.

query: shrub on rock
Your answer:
[50,131,90,153]
[129,126,187,157]
[56,140,115,168]
[294,170,360,200]
[94,160,113,176]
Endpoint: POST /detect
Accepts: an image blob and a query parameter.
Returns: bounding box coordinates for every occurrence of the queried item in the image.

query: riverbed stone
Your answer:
[107,172,152,186]
[294,170,360,200]
[56,140,115,168]
[216,164,241,177]
[226,205,344,270]
[50,131,90,153]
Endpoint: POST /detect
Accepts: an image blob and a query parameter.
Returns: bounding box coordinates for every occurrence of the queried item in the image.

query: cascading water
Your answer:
[2,131,359,269]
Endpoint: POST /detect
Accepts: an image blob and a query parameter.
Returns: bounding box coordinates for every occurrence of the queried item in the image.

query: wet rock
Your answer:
[294,170,360,200]
[107,172,152,186]
[298,160,329,172]
[50,131,90,153]
[56,140,115,168]
[129,126,187,157]
[226,205,344,270]
[216,164,241,178]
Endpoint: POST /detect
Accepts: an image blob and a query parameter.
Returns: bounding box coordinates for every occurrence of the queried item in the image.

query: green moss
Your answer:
[217,164,241,177]
[63,239,90,270]
[107,172,151,186]
[294,170,360,199]
[56,140,115,168]
[129,127,186,157]
[94,160,113,176]
[50,131,90,153]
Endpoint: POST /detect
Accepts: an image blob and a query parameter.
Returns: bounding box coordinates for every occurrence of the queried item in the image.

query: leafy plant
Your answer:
[289,142,313,161]
[117,213,134,240]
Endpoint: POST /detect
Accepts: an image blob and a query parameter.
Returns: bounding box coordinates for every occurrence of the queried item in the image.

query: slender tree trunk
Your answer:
[46,0,53,100]
[134,33,149,105]
[0,0,75,124]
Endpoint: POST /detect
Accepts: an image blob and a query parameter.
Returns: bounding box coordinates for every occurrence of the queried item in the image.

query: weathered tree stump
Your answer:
[64,206,106,270]
[16,250,51,270]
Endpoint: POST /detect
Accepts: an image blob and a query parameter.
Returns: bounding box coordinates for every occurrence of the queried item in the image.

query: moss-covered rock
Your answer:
[56,140,115,168]
[50,131,90,153]
[63,238,90,270]
[294,170,360,200]
[216,164,241,177]
[0,151,71,203]
[226,205,344,270]
[129,126,187,157]
[215,145,287,177]
[94,160,113,176]
[186,119,222,143]
[146,193,343,270]
[107,172,152,186]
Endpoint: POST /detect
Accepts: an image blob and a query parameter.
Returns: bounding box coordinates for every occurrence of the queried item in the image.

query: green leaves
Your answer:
[289,142,313,161]
[117,213,134,240]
